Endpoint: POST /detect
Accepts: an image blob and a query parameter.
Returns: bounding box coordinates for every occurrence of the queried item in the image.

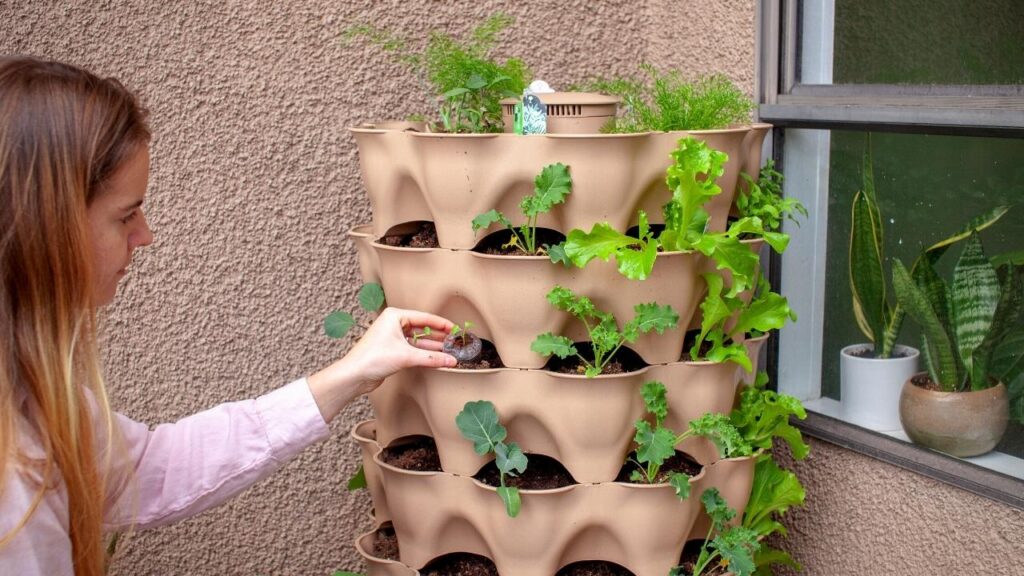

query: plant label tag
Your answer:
[522,93,547,134]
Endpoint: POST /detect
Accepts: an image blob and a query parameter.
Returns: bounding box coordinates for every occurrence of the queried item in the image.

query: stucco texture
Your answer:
[2,1,1019,575]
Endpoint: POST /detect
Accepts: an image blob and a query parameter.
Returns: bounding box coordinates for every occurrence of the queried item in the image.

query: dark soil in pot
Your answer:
[474,454,577,490]
[557,561,635,575]
[420,553,499,576]
[616,450,702,484]
[543,343,646,376]
[379,436,442,472]
[472,228,566,256]
[379,222,440,248]
[910,372,944,392]
[678,539,730,576]
[371,524,399,561]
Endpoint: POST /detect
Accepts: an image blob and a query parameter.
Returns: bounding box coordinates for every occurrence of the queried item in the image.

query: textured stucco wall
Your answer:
[2,1,1020,575]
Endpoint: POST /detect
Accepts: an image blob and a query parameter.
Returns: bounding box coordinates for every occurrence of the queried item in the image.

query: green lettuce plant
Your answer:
[472,163,572,255]
[344,14,529,133]
[455,400,528,517]
[531,286,679,377]
[892,232,1024,393]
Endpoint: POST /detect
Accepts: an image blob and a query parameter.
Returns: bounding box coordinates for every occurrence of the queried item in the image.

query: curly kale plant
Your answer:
[472,163,572,255]
[531,286,679,377]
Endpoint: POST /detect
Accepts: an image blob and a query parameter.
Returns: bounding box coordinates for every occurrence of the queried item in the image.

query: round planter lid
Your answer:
[499,91,621,107]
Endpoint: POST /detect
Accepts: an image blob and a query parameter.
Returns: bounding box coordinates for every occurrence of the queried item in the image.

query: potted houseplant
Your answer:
[892,231,1021,457]
[841,140,921,431]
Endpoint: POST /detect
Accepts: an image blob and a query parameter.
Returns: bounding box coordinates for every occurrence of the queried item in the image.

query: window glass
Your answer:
[805,0,1024,85]
[818,130,1024,457]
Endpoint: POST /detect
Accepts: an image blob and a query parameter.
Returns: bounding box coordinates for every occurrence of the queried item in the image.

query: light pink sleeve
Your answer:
[102,378,330,531]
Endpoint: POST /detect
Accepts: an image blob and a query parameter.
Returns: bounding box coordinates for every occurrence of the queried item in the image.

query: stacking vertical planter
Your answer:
[344,120,771,576]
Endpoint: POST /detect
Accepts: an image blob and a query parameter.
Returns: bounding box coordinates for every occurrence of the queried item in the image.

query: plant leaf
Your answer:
[701,487,734,528]
[346,465,367,491]
[547,242,571,266]
[497,486,521,518]
[472,209,511,234]
[495,441,528,476]
[950,233,999,387]
[615,237,659,280]
[711,527,760,576]
[641,381,669,427]
[668,472,691,500]
[732,285,795,339]
[742,457,805,538]
[324,311,356,339]
[442,86,471,99]
[849,189,886,344]
[530,333,577,359]
[523,162,572,216]
[892,260,959,390]
[630,302,680,336]
[455,400,507,455]
[688,413,751,459]
[634,422,677,471]
[357,283,386,312]
[563,223,639,268]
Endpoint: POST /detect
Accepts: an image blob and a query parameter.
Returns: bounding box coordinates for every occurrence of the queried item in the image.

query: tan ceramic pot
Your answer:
[362,431,754,576]
[369,360,742,483]
[500,92,621,134]
[899,375,1009,457]
[350,125,768,249]
[349,226,707,369]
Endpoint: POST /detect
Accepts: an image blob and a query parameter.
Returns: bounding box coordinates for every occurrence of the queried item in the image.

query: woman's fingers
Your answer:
[411,338,445,352]
[386,307,455,333]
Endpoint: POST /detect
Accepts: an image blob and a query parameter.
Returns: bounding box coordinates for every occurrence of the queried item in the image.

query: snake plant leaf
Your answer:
[922,205,1009,261]
[990,328,1024,392]
[455,400,507,455]
[950,234,999,387]
[972,266,1024,390]
[893,260,959,390]
[849,189,887,346]
[911,255,952,339]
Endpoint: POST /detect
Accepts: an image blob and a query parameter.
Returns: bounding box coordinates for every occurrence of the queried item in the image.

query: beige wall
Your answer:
[2,1,1020,575]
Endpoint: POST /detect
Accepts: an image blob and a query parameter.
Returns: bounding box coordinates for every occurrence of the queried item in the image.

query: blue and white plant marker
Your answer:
[522,92,547,135]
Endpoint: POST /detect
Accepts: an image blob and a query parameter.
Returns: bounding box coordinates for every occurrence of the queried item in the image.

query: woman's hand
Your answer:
[307,307,457,423]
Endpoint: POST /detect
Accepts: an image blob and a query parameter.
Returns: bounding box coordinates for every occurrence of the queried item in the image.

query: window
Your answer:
[757,0,1024,508]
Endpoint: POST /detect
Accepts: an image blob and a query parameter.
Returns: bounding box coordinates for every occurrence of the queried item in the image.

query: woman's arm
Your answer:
[102,307,456,530]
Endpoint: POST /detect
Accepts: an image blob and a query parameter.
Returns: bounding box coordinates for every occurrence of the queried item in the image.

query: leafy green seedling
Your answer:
[411,326,433,344]
[630,381,751,500]
[324,283,386,339]
[730,371,808,459]
[449,321,474,346]
[472,163,572,255]
[671,488,760,576]
[736,159,807,235]
[555,210,659,280]
[455,400,528,517]
[741,457,806,575]
[690,273,795,371]
[443,321,483,363]
[531,286,679,377]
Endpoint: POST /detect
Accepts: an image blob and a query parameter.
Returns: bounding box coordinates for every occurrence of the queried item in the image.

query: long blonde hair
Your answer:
[0,56,150,576]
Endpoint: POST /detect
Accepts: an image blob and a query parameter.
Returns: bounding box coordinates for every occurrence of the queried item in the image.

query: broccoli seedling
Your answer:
[531,286,679,377]
[324,283,386,339]
[629,381,751,500]
[411,326,433,344]
[442,321,483,363]
[455,400,528,517]
[472,163,572,255]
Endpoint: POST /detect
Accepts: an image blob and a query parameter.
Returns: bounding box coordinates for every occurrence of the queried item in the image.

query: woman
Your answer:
[0,56,457,575]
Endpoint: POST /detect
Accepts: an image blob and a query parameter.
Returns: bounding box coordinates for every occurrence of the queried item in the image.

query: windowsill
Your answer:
[793,398,1024,510]
[804,397,1024,480]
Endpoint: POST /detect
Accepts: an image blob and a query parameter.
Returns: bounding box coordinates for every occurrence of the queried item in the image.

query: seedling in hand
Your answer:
[472,163,572,255]
[411,326,433,344]
[324,283,386,339]
[629,381,750,500]
[442,321,483,363]
[456,400,528,517]
[531,286,679,377]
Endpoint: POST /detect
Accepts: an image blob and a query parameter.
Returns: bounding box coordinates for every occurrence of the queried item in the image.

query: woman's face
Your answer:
[87,145,154,306]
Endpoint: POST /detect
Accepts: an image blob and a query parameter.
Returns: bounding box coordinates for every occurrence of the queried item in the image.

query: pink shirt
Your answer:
[1,379,330,574]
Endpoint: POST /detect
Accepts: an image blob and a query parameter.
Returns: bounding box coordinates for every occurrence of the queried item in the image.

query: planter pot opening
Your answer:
[372,524,401,562]
[475,453,577,490]
[421,552,499,576]
[380,436,443,473]
[556,560,635,576]
[379,221,440,248]
[541,343,647,376]
[471,227,566,256]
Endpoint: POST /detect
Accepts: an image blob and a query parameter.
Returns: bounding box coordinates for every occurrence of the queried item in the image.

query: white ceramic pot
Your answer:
[840,344,920,432]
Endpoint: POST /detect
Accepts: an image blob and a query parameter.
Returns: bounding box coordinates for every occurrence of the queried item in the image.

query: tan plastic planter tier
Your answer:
[349,226,707,369]
[356,429,754,576]
[899,376,1009,457]
[350,124,770,249]
[370,361,742,484]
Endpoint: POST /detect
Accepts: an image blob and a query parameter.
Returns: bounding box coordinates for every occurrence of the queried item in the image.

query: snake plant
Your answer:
[849,137,1008,359]
[892,232,1024,393]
